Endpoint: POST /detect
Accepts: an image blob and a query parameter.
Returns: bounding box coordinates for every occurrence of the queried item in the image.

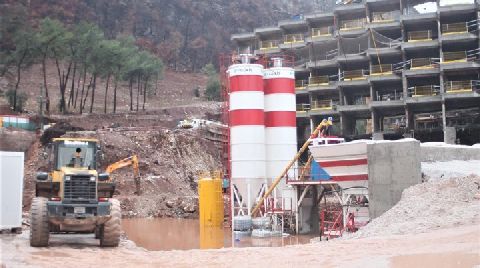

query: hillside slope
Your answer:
[2,0,335,71]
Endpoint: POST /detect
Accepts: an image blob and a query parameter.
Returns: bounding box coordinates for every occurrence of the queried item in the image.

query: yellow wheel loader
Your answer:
[30,138,125,247]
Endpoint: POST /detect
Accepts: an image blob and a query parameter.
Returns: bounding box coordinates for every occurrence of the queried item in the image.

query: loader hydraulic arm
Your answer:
[105,155,141,195]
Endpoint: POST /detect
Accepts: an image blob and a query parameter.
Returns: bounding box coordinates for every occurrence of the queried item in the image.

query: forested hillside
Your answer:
[2,0,334,71]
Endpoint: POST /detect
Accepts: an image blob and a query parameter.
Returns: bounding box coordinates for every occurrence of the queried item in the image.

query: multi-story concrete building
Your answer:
[231,0,480,144]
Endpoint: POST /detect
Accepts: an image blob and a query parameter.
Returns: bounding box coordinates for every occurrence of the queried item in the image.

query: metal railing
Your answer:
[340,18,367,31]
[295,80,308,89]
[376,90,403,101]
[442,51,467,63]
[352,96,370,105]
[311,27,333,37]
[467,48,480,61]
[444,80,479,93]
[310,49,338,62]
[409,58,440,69]
[371,11,399,23]
[408,85,440,97]
[283,34,304,44]
[309,75,330,85]
[370,64,393,75]
[296,103,310,112]
[259,40,280,50]
[311,99,336,110]
[441,22,468,35]
[340,69,369,80]
[407,30,433,41]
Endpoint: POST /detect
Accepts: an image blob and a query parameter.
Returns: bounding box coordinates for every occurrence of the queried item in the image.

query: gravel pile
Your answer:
[347,174,480,238]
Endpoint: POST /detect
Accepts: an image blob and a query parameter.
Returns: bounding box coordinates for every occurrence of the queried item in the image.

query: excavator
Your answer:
[106,155,141,195]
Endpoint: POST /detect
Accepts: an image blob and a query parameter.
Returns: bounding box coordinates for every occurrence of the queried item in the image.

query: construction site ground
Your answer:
[1,222,478,267]
[2,161,479,267]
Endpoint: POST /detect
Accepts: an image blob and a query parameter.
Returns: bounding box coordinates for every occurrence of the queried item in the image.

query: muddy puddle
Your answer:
[122,218,315,251]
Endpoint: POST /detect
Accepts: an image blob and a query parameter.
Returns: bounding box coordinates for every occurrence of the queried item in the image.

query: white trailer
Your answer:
[0,151,24,232]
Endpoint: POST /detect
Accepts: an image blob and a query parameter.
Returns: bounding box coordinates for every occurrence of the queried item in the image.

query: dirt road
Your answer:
[1,224,479,267]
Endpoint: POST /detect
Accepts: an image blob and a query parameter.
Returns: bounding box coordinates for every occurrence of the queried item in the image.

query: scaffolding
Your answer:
[340,69,369,80]
[370,64,394,75]
[441,22,468,35]
[371,10,401,23]
[444,80,479,93]
[309,75,331,86]
[295,79,308,90]
[283,34,305,44]
[408,85,440,97]
[376,89,403,101]
[409,57,440,69]
[311,99,336,110]
[296,103,311,112]
[407,30,433,42]
[340,18,367,31]
[442,51,467,63]
[259,40,280,50]
[311,26,333,37]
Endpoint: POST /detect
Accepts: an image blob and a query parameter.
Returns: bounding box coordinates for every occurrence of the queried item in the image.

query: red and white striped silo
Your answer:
[228,59,266,216]
[263,58,297,195]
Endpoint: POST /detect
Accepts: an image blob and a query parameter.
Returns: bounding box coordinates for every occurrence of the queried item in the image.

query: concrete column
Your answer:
[340,112,347,136]
[444,127,456,144]
[309,186,319,234]
[372,109,380,133]
[442,101,449,143]
[402,73,408,99]
[339,87,345,105]
[406,105,414,130]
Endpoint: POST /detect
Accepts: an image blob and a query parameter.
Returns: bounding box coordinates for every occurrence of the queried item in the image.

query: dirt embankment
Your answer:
[21,102,223,219]
[23,125,222,219]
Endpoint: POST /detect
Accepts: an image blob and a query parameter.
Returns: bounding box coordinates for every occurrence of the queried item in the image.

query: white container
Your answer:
[0,151,24,230]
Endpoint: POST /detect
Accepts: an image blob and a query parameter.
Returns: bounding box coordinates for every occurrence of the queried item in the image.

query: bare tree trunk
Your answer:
[89,73,97,113]
[12,48,29,111]
[76,65,87,109]
[103,73,111,113]
[142,77,149,111]
[113,79,118,113]
[55,56,72,114]
[13,64,21,111]
[80,75,93,114]
[129,78,133,111]
[68,62,77,109]
[42,56,50,113]
[136,74,140,111]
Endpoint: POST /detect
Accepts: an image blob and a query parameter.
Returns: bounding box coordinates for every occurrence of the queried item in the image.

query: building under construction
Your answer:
[231,0,480,144]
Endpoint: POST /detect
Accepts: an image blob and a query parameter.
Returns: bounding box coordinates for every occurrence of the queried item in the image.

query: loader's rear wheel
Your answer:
[30,197,50,247]
[100,199,121,247]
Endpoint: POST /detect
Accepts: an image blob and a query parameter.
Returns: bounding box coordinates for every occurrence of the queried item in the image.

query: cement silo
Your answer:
[228,58,266,216]
[263,58,297,198]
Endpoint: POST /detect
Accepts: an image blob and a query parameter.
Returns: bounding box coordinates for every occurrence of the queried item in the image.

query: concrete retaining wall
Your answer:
[367,140,422,219]
[421,144,480,162]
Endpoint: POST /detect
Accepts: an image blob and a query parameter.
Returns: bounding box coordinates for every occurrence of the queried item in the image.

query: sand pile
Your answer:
[348,174,480,238]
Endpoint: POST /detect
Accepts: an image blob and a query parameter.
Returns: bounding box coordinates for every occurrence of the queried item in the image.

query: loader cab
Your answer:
[52,139,98,170]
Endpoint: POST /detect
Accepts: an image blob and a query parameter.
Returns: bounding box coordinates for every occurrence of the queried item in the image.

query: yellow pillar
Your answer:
[198,174,224,227]
[198,173,225,249]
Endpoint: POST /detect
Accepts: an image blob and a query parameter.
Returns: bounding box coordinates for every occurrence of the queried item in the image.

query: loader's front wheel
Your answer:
[100,199,121,247]
[30,197,50,247]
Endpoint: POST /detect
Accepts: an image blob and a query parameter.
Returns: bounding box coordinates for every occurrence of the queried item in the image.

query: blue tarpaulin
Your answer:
[311,161,331,181]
